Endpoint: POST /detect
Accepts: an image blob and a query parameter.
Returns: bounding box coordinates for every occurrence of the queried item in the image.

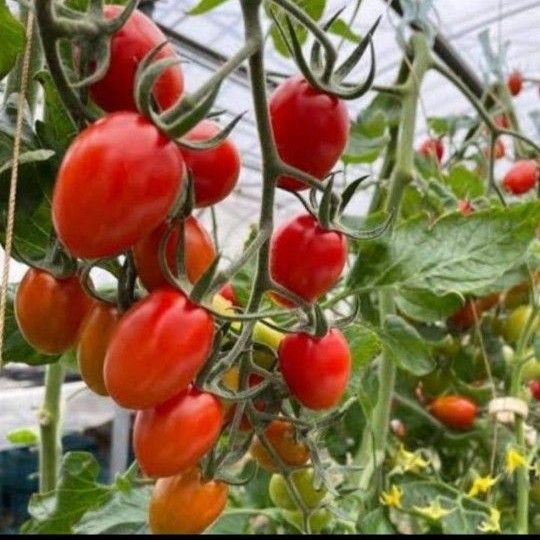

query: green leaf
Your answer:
[444,165,485,199]
[207,511,252,534]
[6,426,38,445]
[328,18,361,43]
[359,507,396,534]
[22,452,112,534]
[377,315,433,375]
[428,115,476,138]
[342,109,390,164]
[0,0,25,80]
[188,0,232,15]
[395,288,462,323]
[0,148,54,175]
[343,323,381,370]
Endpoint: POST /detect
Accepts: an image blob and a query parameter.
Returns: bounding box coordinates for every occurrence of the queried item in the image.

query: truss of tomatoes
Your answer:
[13,5,354,535]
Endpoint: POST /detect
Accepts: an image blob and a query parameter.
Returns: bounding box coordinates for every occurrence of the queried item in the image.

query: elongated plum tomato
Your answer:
[133,217,215,291]
[134,387,223,478]
[104,288,214,409]
[507,70,523,97]
[218,282,237,305]
[15,269,93,355]
[76,303,120,396]
[269,75,349,191]
[149,467,228,534]
[270,214,347,307]
[418,138,444,163]
[180,120,241,207]
[279,328,351,410]
[502,160,539,195]
[89,5,183,112]
[53,113,183,259]
[429,394,477,430]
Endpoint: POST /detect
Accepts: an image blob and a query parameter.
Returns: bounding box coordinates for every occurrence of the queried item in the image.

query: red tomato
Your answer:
[134,387,223,478]
[218,282,237,305]
[149,467,228,534]
[494,114,510,129]
[457,200,474,216]
[502,160,539,195]
[447,293,499,330]
[133,217,216,291]
[104,288,214,409]
[270,214,347,307]
[53,112,183,259]
[249,419,309,472]
[180,120,241,207]
[89,5,183,112]
[269,75,349,191]
[418,138,444,163]
[15,269,93,355]
[429,395,477,429]
[484,138,505,160]
[279,328,351,410]
[77,303,120,396]
[507,70,523,97]
[529,380,540,400]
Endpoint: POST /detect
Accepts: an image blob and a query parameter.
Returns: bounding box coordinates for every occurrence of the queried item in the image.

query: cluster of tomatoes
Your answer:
[13,5,356,534]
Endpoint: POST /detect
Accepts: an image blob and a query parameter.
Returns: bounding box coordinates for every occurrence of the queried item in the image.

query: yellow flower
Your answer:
[379,485,403,508]
[413,500,452,521]
[505,448,527,474]
[478,507,501,533]
[395,444,430,473]
[468,474,498,497]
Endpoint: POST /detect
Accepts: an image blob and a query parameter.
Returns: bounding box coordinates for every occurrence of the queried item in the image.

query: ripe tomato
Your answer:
[53,112,183,259]
[484,138,505,160]
[502,160,539,195]
[149,467,228,534]
[133,217,215,291]
[218,282,237,305]
[77,302,120,396]
[494,114,510,129]
[269,469,325,510]
[418,138,444,163]
[89,5,183,112]
[270,214,347,307]
[104,288,214,409]
[250,420,309,472]
[457,200,474,216]
[504,305,539,343]
[529,380,540,400]
[269,75,349,191]
[15,269,93,355]
[279,328,351,410]
[180,120,241,207]
[448,293,499,330]
[429,395,477,429]
[134,387,223,478]
[507,70,523,96]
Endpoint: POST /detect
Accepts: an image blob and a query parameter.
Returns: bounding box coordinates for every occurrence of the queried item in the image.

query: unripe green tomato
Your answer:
[531,480,540,506]
[252,321,284,350]
[269,469,326,510]
[504,305,538,344]
[282,508,331,533]
[520,357,540,382]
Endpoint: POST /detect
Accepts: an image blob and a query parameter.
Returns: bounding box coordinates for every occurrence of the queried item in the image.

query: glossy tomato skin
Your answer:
[53,113,183,259]
[180,120,241,207]
[507,70,523,96]
[218,282,237,305]
[448,293,500,331]
[134,387,223,478]
[250,420,309,472]
[502,160,539,195]
[149,467,228,534]
[77,303,120,396]
[89,5,183,112]
[104,288,214,409]
[133,217,215,291]
[418,138,444,163]
[429,395,477,429]
[15,269,93,355]
[279,328,351,410]
[270,214,347,307]
[269,75,349,191]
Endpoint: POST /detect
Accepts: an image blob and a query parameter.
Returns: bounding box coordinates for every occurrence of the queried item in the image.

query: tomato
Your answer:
[88,6,183,113]
[133,217,215,291]
[494,114,510,129]
[53,112,183,259]
[252,321,285,351]
[502,160,539,195]
[504,305,539,343]
[282,508,331,533]
[77,302,120,396]
[507,70,523,96]
[269,75,349,191]
[429,395,477,430]
[104,288,214,409]
[134,387,222,478]
[484,138,505,160]
[448,293,499,331]
[521,358,540,382]
[390,418,406,439]
[250,420,309,472]
[457,200,474,216]
[180,120,241,207]
[218,282,237,305]
[418,138,444,163]
[529,380,540,400]
[504,281,530,309]
[279,328,351,410]
[15,269,93,355]
[270,214,347,307]
[269,469,326,510]
[149,467,228,534]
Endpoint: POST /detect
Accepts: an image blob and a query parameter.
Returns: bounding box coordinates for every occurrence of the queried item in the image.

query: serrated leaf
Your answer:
[188,0,232,15]
[444,165,485,199]
[359,507,395,534]
[395,288,462,323]
[0,0,25,80]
